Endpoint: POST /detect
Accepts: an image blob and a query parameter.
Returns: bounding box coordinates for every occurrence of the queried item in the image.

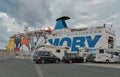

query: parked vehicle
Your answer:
[36,44,69,60]
[88,48,120,63]
[62,52,84,63]
[33,51,60,64]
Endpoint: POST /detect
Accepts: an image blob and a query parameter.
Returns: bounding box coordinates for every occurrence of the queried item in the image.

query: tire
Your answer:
[69,60,72,63]
[35,61,40,64]
[41,60,45,64]
[55,59,59,63]
[106,60,109,63]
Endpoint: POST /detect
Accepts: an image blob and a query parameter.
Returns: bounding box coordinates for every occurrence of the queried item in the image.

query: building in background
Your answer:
[0,49,8,55]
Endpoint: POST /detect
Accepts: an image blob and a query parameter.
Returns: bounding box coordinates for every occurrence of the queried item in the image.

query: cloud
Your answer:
[0,26,11,49]
[0,0,52,28]
[0,12,36,48]
[0,0,120,48]
[0,12,26,48]
[0,0,120,28]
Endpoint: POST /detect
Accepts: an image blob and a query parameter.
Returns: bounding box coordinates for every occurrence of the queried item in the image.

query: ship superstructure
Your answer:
[47,16,115,52]
[6,16,116,55]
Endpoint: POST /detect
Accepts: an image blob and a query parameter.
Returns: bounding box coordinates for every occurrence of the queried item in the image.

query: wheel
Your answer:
[55,59,59,63]
[69,60,72,63]
[35,61,39,64]
[106,60,109,63]
[79,59,84,63]
[41,60,45,64]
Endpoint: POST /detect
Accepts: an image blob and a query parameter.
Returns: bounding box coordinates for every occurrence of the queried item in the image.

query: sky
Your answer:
[0,0,120,49]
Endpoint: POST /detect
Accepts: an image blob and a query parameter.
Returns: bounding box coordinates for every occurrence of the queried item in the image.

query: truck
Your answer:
[36,44,70,60]
[88,48,120,63]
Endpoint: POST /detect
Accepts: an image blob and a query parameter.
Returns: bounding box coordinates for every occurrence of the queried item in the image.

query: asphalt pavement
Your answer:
[0,58,120,77]
[0,58,38,77]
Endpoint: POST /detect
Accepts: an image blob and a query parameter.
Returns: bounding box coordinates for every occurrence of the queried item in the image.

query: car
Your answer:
[33,51,60,64]
[62,53,84,63]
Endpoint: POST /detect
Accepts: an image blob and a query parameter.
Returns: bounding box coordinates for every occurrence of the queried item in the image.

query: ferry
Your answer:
[6,16,116,56]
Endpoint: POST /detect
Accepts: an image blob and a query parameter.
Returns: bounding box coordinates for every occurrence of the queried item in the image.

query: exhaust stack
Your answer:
[54,16,70,30]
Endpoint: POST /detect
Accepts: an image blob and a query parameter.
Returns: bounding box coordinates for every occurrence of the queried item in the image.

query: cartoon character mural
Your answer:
[20,35,30,49]
[5,27,52,54]
[6,34,30,54]
[14,35,21,54]
[29,35,36,50]
[6,37,15,53]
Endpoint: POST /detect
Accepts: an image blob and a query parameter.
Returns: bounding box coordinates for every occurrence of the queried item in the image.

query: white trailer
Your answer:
[36,44,70,60]
[89,48,120,63]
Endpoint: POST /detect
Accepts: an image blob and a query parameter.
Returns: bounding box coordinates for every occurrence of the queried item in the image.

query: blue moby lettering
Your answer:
[48,35,101,51]
[72,37,85,51]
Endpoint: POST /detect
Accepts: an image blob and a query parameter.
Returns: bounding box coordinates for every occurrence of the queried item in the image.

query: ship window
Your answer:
[79,32,82,34]
[71,33,73,35]
[108,36,114,48]
[99,30,102,33]
[82,32,85,34]
[99,49,104,53]
[56,50,61,53]
[89,31,92,34]
[86,31,88,34]
[94,30,97,33]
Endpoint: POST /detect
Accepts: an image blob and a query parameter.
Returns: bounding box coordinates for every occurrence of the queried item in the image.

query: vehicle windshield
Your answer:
[33,51,40,56]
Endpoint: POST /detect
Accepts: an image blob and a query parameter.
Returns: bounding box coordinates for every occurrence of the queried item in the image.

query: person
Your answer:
[83,52,88,63]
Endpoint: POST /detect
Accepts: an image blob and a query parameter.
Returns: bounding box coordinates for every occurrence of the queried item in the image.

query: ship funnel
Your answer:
[54,16,70,30]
